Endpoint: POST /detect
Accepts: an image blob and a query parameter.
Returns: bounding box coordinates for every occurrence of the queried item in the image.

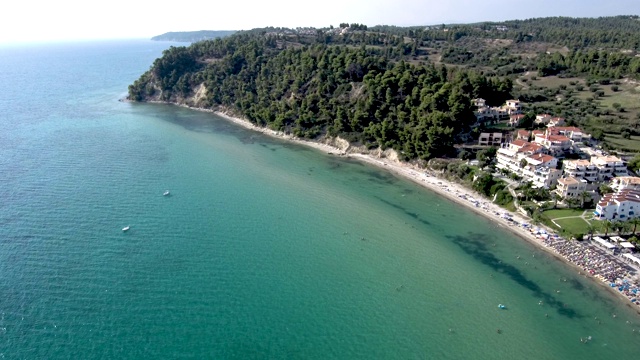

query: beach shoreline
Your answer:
[211,110,640,312]
[136,100,639,312]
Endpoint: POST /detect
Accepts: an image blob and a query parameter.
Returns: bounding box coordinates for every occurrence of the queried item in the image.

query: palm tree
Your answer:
[566,197,580,209]
[629,217,640,235]
[552,193,562,209]
[586,224,596,240]
[518,181,534,202]
[599,184,614,195]
[603,219,612,237]
[579,191,591,209]
[611,220,626,236]
[519,158,528,169]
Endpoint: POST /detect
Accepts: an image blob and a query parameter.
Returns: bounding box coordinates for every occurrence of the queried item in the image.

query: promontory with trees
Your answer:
[129,16,640,239]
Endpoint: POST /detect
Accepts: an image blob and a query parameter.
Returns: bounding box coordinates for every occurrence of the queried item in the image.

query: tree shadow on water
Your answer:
[448,232,584,319]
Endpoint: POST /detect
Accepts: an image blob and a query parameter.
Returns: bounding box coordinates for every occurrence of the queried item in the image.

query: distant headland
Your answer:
[151,30,237,42]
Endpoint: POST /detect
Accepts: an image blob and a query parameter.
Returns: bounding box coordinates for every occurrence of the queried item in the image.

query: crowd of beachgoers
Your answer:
[541,236,640,305]
[428,179,640,306]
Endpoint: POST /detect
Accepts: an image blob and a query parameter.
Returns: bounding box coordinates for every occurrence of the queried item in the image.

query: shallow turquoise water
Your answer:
[0,40,639,358]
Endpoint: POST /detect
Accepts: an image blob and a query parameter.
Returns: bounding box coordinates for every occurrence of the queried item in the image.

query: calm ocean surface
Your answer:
[0,39,639,359]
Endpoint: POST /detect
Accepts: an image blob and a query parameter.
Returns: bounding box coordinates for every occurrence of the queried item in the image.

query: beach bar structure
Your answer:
[623,254,640,267]
[620,242,636,252]
[610,236,625,243]
[592,236,618,254]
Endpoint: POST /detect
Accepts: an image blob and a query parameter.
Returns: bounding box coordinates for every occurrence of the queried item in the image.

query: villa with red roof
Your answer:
[516,130,529,140]
[496,140,560,188]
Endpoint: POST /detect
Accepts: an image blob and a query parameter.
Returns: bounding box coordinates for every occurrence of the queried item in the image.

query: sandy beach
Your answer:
[213,111,541,244]
[134,102,639,310]
[211,110,640,311]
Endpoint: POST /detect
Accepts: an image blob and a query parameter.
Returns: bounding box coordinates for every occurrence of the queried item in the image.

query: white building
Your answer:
[496,141,559,188]
[547,117,566,127]
[473,99,521,124]
[532,131,572,154]
[563,159,598,182]
[496,140,543,174]
[509,114,525,127]
[535,114,552,125]
[551,126,587,143]
[478,132,503,146]
[591,155,627,181]
[525,153,558,169]
[610,176,640,192]
[516,130,530,141]
[527,167,563,188]
[556,176,588,198]
[505,100,522,115]
[595,189,640,221]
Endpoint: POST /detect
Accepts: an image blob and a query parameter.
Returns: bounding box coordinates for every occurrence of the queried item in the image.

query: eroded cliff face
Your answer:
[190,84,208,106]
[135,74,407,164]
[318,135,403,163]
[152,82,209,109]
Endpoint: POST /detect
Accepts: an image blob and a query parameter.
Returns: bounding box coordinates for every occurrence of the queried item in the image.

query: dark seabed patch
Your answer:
[258,143,278,151]
[449,232,584,319]
[363,169,398,186]
[375,197,431,226]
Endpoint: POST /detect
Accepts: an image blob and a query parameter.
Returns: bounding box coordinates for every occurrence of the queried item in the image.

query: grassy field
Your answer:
[605,134,640,152]
[543,208,588,219]
[528,75,585,88]
[598,89,640,109]
[542,208,604,236]
[554,217,592,235]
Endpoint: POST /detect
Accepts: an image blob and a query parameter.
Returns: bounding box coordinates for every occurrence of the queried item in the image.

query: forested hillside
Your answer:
[130,16,640,157]
[129,32,511,160]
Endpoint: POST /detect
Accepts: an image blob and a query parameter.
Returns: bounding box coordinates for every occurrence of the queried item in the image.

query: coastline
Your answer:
[137,101,640,312]
[212,111,547,247]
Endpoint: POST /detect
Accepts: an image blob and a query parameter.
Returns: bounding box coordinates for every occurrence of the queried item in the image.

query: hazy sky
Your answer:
[2,0,639,43]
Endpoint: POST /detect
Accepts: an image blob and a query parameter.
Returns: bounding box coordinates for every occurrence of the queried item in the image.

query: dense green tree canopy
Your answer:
[129,32,510,161]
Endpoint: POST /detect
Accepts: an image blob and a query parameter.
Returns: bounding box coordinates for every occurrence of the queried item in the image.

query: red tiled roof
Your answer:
[547,135,571,142]
[519,143,542,153]
[556,126,582,132]
[564,159,591,167]
[548,126,583,134]
[511,139,527,147]
[528,153,555,163]
[598,189,640,206]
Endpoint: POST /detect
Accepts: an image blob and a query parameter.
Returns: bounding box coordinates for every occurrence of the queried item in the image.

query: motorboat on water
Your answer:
[498,304,506,309]
[122,226,130,232]
[163,190,170,196]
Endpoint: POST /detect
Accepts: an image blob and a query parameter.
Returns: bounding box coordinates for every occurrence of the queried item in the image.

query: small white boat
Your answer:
[122,226,130,232]
[163,190,170,196]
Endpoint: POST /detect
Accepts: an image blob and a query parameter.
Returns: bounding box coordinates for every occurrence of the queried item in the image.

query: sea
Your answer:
[0,39,639,359]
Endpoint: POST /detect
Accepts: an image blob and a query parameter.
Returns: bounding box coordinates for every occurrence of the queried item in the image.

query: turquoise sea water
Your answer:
[1,39,640,359]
